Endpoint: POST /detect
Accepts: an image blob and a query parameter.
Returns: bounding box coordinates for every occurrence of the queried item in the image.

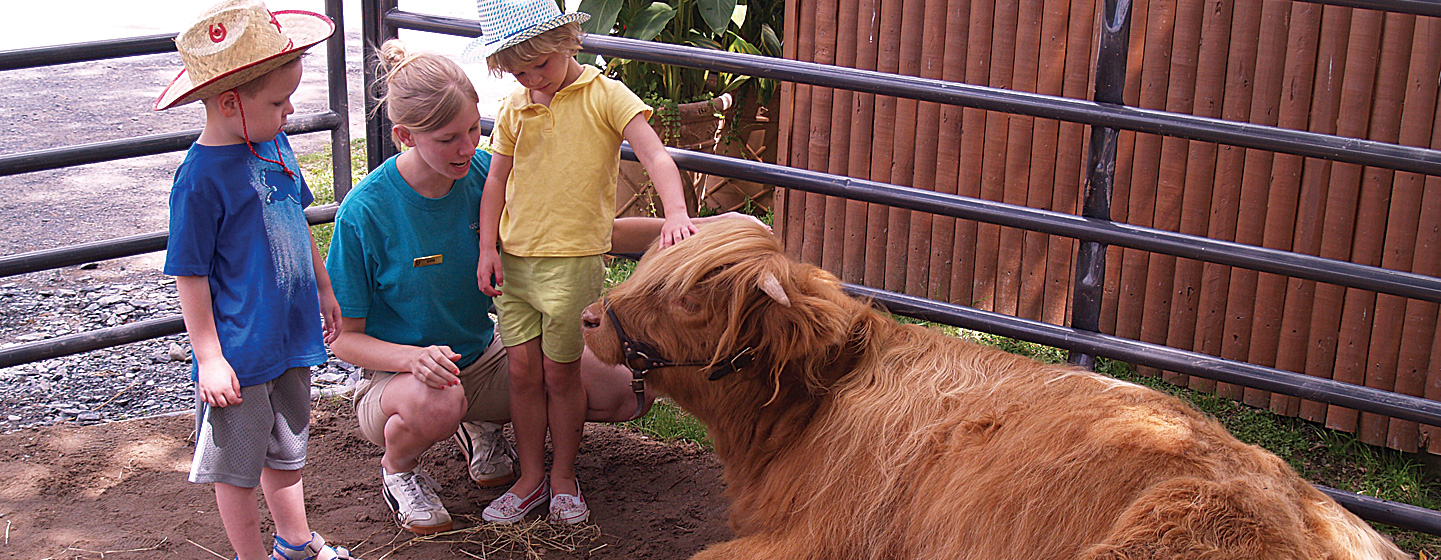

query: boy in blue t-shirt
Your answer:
[155,1,355,559]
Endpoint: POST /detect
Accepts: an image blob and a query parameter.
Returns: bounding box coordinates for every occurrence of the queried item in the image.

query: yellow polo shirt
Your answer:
[490,65,652,257]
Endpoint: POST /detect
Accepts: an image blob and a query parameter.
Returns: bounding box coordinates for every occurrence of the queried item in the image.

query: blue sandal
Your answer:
[271,532,360,560]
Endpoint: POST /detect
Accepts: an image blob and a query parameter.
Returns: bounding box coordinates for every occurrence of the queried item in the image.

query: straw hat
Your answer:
[461,0,590,62]
[155,0,334,110]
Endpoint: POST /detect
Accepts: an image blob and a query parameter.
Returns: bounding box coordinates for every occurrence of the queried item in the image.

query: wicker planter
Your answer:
[614,92,777,218]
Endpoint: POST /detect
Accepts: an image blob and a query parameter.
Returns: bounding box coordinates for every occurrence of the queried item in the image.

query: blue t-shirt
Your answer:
[163,133,327,387]
[326,150,496,367]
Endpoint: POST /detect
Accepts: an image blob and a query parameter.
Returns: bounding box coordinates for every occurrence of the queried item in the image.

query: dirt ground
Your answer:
[0,398,732,560]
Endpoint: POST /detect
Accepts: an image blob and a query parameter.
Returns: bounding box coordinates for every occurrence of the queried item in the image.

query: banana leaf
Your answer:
[696,0,738,35]
[625,2,676,40]
[760,23,780,58]
[577,0,623,34]
[577,0,624,64]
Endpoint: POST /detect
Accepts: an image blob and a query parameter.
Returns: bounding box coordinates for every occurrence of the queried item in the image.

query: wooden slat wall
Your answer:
[778,0,1441,453]
[1392,19,1441,452]
[1161,0,1223,389]
[1231,1,1291,408]
[1251,2,1322,414]
[1315,8,1384,431]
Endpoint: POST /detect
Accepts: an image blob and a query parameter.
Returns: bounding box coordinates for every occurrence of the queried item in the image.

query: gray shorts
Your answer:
[352,333,510,447]
[189,367,311,487]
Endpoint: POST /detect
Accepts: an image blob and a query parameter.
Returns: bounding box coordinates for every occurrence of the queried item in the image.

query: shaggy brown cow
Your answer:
[581,220,1409,560]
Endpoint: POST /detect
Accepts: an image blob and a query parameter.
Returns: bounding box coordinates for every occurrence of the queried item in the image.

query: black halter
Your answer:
[602,297,754,420]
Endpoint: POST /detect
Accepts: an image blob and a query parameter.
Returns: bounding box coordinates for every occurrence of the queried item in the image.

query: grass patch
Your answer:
[625,399,712,448]
[603,257,637,291]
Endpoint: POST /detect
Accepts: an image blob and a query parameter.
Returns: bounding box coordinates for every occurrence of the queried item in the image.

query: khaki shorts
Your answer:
[352,334,510,447]
[494,253,603,363]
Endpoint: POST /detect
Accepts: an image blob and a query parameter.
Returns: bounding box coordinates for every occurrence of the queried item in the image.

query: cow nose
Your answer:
[580,305,601,330]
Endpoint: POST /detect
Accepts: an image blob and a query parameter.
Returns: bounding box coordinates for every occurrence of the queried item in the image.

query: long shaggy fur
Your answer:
[581,220,1410,560]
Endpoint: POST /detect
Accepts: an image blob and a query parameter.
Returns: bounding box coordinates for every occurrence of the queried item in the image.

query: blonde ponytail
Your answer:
[372,39,480,147]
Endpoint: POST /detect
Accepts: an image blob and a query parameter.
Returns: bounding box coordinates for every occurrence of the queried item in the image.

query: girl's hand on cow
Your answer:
[659,215,698,248]
[408,345,462,389]
[477,248,504,297]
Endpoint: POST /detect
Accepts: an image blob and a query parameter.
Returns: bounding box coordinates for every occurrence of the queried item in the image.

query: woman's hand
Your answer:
[701,211,771,232]
[407,345,462,389]
[319,289,342,344]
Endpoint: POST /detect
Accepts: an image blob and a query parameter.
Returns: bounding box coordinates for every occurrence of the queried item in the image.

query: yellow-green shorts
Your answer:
[494,253,603,363]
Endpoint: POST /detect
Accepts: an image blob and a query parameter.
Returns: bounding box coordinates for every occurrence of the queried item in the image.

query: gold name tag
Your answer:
[413,254,443,267]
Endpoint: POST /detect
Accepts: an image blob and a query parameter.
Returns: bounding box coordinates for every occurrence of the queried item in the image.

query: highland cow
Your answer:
[580,220,1409,560]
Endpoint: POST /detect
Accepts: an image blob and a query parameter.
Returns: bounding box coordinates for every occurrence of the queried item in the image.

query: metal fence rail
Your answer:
[0,207,336,370]
[0,205,337,280]
[0,0,350,367]
[0,113,344,178]
[847,284,1441,428]
[0,33,177,71]
[0,1,352,190]
[650,136,1441,304]
[1,0,1436,538]
[378,9,1441,178]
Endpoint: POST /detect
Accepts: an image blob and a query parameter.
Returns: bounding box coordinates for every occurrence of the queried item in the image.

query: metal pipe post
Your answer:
[1069,0,1131,368]
[325,0,353,201]
[361,0,399,171]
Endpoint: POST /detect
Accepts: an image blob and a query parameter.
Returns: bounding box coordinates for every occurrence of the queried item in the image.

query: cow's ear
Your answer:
[758,272,791,307]
[742,264,855,398]
[744,265,850,358]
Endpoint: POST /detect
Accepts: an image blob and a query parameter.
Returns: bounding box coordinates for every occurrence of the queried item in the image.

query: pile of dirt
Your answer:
[0,398,733,560]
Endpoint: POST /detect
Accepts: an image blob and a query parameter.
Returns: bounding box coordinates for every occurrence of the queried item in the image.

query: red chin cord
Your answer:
[235,94,295,179]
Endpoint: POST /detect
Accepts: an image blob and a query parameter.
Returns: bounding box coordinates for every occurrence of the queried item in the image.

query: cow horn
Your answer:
[759,272,791,307]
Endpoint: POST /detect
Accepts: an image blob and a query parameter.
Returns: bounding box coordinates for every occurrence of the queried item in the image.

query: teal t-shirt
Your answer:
[326,150,494,367]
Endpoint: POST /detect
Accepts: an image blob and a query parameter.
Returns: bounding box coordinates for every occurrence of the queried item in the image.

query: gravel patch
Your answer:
[0,267,359,432]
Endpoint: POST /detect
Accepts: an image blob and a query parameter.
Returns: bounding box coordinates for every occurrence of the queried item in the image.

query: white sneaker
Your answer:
[381,468,453,535]
[453,421,517,488]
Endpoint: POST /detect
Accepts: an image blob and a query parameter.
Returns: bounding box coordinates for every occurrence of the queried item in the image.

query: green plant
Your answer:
[603,256,638,291]
[647,95,683,144]
[577,0,782,105]
[625,399,713,447]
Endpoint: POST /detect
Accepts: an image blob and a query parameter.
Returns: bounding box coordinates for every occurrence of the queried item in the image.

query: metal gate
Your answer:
[0,0,1437,537]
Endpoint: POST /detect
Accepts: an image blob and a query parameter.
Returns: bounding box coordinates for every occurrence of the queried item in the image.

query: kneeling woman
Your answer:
[325,39,764,535]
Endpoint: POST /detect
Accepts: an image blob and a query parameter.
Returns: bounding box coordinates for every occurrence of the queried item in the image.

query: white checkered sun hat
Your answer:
[461,0,590,62]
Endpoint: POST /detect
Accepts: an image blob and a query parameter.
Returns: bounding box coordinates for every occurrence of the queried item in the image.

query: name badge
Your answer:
[413,254,443,267]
